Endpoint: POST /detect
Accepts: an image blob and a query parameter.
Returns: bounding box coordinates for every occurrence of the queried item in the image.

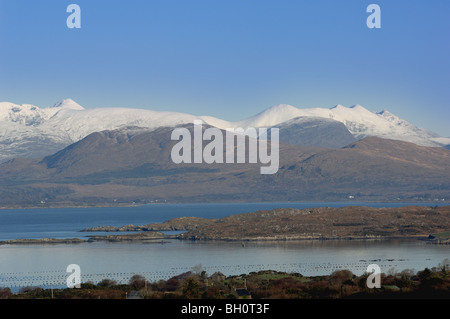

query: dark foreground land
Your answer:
[1,262,450,299]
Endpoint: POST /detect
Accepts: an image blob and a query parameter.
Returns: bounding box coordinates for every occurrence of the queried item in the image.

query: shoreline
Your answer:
[1,200,449,211]
[0,234,439,246]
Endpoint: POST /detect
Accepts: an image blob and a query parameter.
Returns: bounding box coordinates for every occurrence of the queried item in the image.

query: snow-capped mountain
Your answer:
[0,99,201,162]
[224,104,450,148]
[0,99,449,162]
[37,100,200,142]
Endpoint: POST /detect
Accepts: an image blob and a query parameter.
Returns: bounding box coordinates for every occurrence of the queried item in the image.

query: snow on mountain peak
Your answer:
[267,104,298,112]
[350,105,373,114]
[233,104,303,128]
[250,104,300,119]
[232,103,447,147]
[52,99,85,110]
[377,109,390,115]
[377,109,399,119]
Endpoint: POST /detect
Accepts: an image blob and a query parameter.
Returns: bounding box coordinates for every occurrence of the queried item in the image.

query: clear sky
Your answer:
[0,0,449,136]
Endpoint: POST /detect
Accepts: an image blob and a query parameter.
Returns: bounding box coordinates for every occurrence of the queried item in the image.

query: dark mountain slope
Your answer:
[266,116,357,148]
[0,125,449,206]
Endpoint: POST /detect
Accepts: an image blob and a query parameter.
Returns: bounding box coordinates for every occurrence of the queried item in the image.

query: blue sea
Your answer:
[0,202,449,290]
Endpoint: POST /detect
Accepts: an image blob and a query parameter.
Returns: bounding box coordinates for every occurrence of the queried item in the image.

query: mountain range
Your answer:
[0,99,449,206]
[1,99,449,163]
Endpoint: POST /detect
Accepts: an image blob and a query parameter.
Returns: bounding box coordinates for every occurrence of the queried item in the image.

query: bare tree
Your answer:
[129,274,147,290]
[439,258,450,272]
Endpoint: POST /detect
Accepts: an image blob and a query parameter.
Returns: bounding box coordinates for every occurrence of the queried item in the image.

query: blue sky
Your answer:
[0,0,449,136]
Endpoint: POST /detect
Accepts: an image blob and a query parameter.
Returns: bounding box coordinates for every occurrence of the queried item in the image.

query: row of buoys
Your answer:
[1,262,403,276]
[0,260,412,288]
[0,259,410,276]
[1,263,401,278]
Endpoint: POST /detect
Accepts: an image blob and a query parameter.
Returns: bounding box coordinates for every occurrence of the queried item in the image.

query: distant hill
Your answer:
[0,124,449,207]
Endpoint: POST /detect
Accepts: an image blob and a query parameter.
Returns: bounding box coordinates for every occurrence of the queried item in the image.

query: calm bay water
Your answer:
[0,202,449,289]
[0,201,443,241]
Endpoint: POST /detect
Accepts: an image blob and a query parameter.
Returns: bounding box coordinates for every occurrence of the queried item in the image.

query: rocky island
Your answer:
[80,216,217,232]
[177,205,450,241]
[86,231,172,243]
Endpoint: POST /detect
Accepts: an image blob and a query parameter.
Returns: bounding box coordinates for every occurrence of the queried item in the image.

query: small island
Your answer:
[86,231,173,243]
[177,205,450,242]
[80,216,217,232]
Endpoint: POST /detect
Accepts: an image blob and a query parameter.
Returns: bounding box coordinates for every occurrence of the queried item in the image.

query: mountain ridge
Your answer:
[1,99,449,164]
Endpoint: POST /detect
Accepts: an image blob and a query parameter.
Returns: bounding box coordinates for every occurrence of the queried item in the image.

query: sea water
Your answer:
[0,202,449,289]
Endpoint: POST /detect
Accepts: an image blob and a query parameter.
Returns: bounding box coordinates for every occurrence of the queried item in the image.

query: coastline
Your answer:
[0,233,441,246]
[1,205,449,245]
[1,199,449,211]
[0,237,431,246]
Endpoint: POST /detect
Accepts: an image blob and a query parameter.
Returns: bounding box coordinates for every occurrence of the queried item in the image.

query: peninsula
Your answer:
[177,205,450,241]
